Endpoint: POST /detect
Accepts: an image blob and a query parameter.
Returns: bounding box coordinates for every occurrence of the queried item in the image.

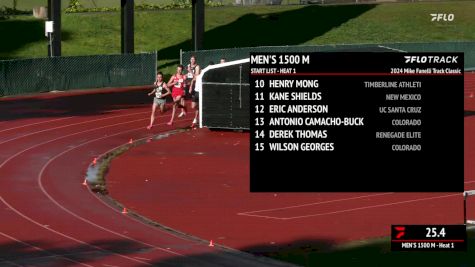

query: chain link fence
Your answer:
[200,59,250,129]
[0,52,156,97]
[181,41,475,71]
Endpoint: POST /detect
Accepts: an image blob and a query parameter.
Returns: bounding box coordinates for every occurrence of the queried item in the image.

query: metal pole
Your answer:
[180,49,183,65]
[49,33,53,57]
[239,64,242,109]
[192,0,204,51]
[154,51,158,74]
[48,0,61,57]
[47,0,51,57]
[191,0,195,50]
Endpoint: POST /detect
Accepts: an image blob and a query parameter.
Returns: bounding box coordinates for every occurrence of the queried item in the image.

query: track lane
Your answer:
[1,94,290,266]
[105,128,472,250]
[1,114,199,263]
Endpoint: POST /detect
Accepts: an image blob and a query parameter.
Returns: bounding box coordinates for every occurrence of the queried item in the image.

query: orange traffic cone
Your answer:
[208,240,214,247]
[82,178,87,186]
[121,207,128,214]
[128,138,133,144]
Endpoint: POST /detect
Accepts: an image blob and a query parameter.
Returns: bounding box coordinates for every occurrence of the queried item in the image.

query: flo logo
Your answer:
[430,13,455,22]
[394,226,406,239]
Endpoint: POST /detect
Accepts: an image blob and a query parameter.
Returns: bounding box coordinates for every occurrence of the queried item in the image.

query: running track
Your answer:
[0,87,293,266]
[1,73,474,265]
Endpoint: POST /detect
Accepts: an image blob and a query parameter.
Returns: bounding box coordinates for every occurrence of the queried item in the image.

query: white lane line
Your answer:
[0,115,198,253]
[238,193,395,215]
[377,45,407,53]
[0,117,75,134]
[0,260,23,267]
[0,117,149,171]
[85,129,209,244]
[0,110,149,146]
[0,117,176,265]
[0,258,23,267]
[0,112,173,170]
[238,181,475,217]
[37,120,187,258]
[0,196,153,266]
[0,120,190,265]
[133,256,151,261]
[239,193,460,220]
[0,249,106,265]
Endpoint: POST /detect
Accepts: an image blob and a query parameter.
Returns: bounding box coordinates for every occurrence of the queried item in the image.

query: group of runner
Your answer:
[147,55,201,129]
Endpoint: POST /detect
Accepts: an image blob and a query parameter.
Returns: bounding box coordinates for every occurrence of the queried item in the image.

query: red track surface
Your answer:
[105,73,475,254]
[106,131,474,252]
[1,73,474,265]
[0,87,291,266]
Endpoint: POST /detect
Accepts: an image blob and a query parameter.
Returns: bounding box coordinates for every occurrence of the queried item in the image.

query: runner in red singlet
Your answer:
[166,65,187,125]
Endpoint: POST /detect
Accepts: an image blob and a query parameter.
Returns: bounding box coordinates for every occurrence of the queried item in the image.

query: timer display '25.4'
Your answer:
[426,227,446,238]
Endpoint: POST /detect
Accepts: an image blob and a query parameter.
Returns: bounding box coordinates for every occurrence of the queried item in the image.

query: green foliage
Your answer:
[66,0,121,13]
[65,0,83,12]
[171,0,191,8]
[135,2,187,11]
[66,6,118,13]
[206,0,224,7]
[0,5,30,18]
